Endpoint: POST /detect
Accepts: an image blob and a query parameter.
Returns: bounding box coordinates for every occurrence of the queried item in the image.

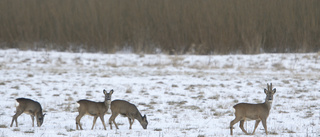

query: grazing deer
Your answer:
[10,98,45,127]
[76,89,113,130]
[109,100,148,130]
[230,83,276,135]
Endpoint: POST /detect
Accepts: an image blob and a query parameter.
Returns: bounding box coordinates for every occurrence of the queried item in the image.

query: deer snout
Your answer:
[143,125,147,129]
[37,118,43,127]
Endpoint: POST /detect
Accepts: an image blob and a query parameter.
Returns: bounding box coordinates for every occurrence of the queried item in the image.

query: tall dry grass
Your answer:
[0,0,319,54]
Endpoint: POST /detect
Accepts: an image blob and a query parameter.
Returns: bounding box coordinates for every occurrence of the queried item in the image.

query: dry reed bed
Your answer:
[0,0,319,54]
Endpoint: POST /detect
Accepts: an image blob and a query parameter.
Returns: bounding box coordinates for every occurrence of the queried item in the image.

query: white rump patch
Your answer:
[15,100,19,107]
[76,102,80,108]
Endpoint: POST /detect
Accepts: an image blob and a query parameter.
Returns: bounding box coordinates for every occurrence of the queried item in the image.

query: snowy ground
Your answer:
[0,49,319,137]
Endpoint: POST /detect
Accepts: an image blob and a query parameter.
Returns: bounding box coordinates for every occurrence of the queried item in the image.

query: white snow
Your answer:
[0,49,319,137]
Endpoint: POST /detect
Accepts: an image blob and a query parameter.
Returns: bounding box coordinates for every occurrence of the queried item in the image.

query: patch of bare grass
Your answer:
[208,95,220,100]
[272,62,286,70]
[171,84,178,88]
[65,126,76,132]
[302,111,314,119]
[86,91,92,96]
[126,87,133,93]
[52,94,60,97]
[184,105,200,110]
[11,85,20,90]
[154,128,162,131]
[12,128,20,131]
[222,64,234,69]
[57,132,67,136]
[0,124,7,128]
[11,93,18,97]
[24,130,34,134]
[285,128,296,133]
[268,131,279,135]
[149,101,158,105]
[167,101,187,106]
[170,56,184,67]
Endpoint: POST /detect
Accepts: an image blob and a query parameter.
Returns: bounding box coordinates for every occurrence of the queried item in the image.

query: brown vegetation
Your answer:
[0,0,319,54]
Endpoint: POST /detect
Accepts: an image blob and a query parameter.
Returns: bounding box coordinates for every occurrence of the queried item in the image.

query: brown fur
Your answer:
[10,98,45,127]
[76,89,113,130]
[230,83,276,135]
[109,100,148,129]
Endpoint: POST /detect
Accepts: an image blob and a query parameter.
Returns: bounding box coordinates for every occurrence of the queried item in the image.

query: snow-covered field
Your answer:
[0,49,319,137]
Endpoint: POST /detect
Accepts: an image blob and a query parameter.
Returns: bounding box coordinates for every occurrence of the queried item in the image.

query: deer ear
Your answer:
[143,114,147,119]
[110,89,114,94]
[273,88,276,93]
[103,89,107,94]
[264,88,267,93]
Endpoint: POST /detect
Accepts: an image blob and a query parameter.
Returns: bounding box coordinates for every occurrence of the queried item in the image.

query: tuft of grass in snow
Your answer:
[268,131,279,135]
[0,125,7,128]
[24,130,34,134]
[57,132,67,136]
[12,128,20,132]
[65,126,75,132]
[272,62,286,70]
[154,128,162,131]
[11,85,20,90]
[126,86,133,93]
[222,64,234,69]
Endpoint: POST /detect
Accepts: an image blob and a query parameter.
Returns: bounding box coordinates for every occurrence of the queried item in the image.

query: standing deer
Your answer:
[10,98,45,127]
[76,89,113,130]
[109,100,148,130]
[230,83,276,135]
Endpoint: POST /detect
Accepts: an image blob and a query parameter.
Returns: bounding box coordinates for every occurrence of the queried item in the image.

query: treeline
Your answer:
[0,0,319,54]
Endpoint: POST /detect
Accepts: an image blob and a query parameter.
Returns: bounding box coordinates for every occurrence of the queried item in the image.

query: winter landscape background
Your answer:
[0,49,319,136]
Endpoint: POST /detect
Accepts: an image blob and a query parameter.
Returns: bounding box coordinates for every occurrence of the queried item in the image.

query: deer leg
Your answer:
[31,115,35,127]
[112,118,119,129]
[10,117,16,127]
[10,110,24,127]
[91,116,98,130]
[109,113,119,130]
[76,113,85,130]
[108,115,113,130]
[230,117,242,135]
[239,120,249,135]
[252,120,261,135]
[35,115,40,127]
[131,118,135,129]
[128,118,133,129]
[99,115,107,130]
[261,119,268,135]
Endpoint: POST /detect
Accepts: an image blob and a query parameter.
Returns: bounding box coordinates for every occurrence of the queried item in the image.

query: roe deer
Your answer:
[109,100,148,129]
[76,89,113,130]
[10,98,45,127]
[230,83,276,135]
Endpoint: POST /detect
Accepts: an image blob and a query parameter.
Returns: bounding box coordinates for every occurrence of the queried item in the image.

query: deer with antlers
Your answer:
[76,89,113,130]
[230,83,276,135]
